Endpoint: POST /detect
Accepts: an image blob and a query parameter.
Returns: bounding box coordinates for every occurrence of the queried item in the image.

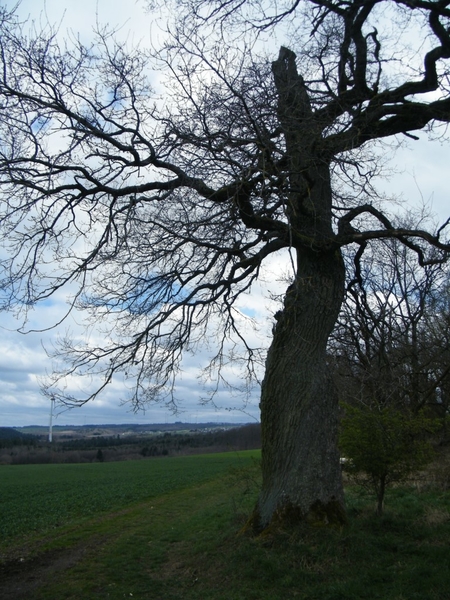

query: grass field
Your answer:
[0,452,253,542]
[1,451,449,600]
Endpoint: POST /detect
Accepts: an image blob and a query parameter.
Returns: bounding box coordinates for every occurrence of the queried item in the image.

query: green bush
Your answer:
[340,404,438,515]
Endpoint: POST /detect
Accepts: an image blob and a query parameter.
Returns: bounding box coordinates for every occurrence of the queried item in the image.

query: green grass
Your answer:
[1,452,449,600]
[0,451,255,543]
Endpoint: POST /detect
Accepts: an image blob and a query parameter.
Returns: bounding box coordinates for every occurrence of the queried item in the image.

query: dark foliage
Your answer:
[0,427,37,448]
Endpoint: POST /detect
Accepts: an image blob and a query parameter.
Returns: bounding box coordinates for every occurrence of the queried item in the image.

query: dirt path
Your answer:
[1,546,80,600]
[0,499,148,600]
[0,532,109,600]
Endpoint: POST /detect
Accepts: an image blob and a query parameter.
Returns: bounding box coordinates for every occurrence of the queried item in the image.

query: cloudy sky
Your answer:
[1,0,449,428]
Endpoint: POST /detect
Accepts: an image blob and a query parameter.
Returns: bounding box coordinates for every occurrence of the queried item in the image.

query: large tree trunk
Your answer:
[254,248,346,531]
[251,46,347,531]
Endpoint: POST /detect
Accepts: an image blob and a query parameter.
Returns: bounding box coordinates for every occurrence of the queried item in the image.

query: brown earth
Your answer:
[0,543,91,600]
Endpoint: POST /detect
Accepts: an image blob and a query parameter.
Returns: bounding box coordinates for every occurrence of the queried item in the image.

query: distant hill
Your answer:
[0,427,36,440]
[14,422,249,440]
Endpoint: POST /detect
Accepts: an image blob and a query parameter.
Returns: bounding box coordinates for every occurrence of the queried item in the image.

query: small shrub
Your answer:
[340,404,438,515]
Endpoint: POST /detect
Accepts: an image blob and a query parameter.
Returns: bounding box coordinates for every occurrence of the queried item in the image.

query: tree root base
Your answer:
[241,498,347,537]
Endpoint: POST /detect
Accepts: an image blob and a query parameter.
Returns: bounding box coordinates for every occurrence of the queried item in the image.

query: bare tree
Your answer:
[331,237,449,417]
[331,238,449,514]
[1,1,450,530]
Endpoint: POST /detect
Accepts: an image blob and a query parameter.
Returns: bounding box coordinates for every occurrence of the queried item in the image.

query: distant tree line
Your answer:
[0,424,261,465]
[0,428,37,448]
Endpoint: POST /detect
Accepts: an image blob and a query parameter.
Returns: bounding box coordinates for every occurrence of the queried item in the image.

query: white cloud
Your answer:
[11,0,151,37]
[376,134,450,224]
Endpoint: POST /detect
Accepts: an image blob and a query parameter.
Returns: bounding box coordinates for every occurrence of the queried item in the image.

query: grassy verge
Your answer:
[1,452,449,600]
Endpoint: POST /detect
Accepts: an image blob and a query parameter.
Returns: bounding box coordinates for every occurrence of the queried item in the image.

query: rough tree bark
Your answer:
[256,250,346,529]
[252,48,347,530]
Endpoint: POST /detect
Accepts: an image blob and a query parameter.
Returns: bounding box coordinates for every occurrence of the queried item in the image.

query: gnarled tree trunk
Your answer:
[252,47,347,531]
[255,248,346,530]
